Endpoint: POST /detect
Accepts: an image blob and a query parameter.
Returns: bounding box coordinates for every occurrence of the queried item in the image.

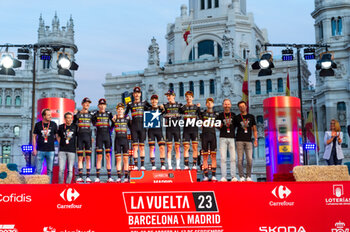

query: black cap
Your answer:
[98,98,107,105]
[133,86,141,93]
[165,89,176,96]
[151,94,158,100]
[81,97,92,104]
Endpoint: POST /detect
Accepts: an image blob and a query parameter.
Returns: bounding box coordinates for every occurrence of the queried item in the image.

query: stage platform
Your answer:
[0,181,349,231]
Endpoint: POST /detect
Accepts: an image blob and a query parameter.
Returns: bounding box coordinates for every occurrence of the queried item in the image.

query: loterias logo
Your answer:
[259,226,306,232]
[0,225,18,232]
[0,193,31,203]
[57,188,82,209]
[325,185,350,206]
[331,221,349,232]
[269,185,294,207]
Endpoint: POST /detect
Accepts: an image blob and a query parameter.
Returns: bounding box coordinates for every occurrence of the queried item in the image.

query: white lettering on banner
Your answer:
[0,225,18,232]
[57,204,82,209]
[187,214,221,224]
[0,193,31,203]
[259,226,306,232]
[129,215,179,226]
[130,195,190,210]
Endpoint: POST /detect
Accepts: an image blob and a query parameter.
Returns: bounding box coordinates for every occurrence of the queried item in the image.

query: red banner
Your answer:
[0,182,350,232]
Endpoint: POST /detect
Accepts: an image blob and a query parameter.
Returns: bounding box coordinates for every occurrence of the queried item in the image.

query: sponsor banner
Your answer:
[0,182,349,231]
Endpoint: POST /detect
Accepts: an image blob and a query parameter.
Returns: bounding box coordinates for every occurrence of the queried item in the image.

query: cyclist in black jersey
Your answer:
[200,98,220,182]
[181,91,201,170]
[163,90,182,170]
[124,86,151,171]
[146,95,166,170]
[113,103,131,183]
[73,97,94,183]
[92,98,114,183]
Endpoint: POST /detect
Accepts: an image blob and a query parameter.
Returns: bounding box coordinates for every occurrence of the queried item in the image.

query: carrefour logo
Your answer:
[60,188,80,202]
[272,185,291,199]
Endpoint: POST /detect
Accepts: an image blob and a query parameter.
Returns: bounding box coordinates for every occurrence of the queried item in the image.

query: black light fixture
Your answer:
[57,52,79,77]
[316,53,337,77]
[252,53,275,76]
[282,48,294,61]
[304,48,315,60]
[17,48,30,60]
[0,49,22,76]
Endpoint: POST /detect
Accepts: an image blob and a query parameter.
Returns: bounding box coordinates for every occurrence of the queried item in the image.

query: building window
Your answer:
[243,49,246,59]
[341,126,348,148]
[169,83,174,91]
[201,0,205,10]
[255,45,260,58]
[337,17,342,35]
[14,126,20,137]
[256,80,261,95]
[319,21,323,40]
[207,0,212,9]
[43,60,50,69]
[0,95,2,105]
[210,79,215,94]
[179,82,184,97]
[257,115,264,124]
[266,79,272,93]
[1,145,11,164]
[215,0,219,8]
[5,96,11,106]
[331,17,337,36]
[278,78,283,92]
[337,102,346,111]
[189,81,194,93]
[189,40,223,60]
[15,96,21,106]
[200,80,204,95]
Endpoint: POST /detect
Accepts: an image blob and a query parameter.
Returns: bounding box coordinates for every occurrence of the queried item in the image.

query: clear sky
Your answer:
[0,0,316,105]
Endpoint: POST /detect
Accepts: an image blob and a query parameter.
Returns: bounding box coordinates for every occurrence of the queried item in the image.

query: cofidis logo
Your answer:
[0,193,31,203]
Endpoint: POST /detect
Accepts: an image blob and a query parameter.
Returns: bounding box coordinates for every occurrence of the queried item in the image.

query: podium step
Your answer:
[130,170,197,184]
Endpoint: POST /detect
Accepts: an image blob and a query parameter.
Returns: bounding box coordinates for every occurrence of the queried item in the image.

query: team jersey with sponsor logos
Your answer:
[73,111,94,134]
[92,111,113,133]
[125,101,151,125]
[164,102,183,128]
[181,104,201,130]
[113,116,131,137]
[200,110,219,134]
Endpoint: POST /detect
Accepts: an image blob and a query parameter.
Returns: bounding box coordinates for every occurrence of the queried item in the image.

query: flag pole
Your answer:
[312,98,319,165]
[247,50,250,112]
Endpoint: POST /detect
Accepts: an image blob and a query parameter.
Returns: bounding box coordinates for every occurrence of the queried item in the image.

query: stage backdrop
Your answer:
[0,182,349,232]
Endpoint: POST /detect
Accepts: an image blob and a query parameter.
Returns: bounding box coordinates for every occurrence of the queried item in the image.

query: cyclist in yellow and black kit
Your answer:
[200,98,220,182]
[92,98,114,183]
[163,90,183,170]
[181,91,201,170]
[124,86,151,171]
[74,97,94,183]
[113,103,131,183]
[146,94,166,170]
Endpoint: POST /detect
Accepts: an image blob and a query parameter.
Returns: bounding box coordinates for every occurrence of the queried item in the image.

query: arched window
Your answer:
[331,17,337,36]
[256,80,261,95]
[337,17,342,35]
[189,40,222,60]
[179,82,184,97]
[215,0,219,8]
[15,96,21,106]
[337,102,346,111]
[266,79,272,93]
[210,79,215,94]
[5,96,11,106]
[278,78,283,92]
[169,83,174,91]
[255,45,260,58]
[200,80,204,95]
[319,21,323,40]
[207,0,212,9]
[13,126,20,137]
[201,0,205,9]
[189,81,194,93]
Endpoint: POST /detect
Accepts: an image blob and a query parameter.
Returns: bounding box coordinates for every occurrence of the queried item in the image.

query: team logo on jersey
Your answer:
[144,110,161,128]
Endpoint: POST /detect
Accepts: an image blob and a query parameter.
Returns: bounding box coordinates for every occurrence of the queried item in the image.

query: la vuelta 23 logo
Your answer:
[123,191,222,231]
